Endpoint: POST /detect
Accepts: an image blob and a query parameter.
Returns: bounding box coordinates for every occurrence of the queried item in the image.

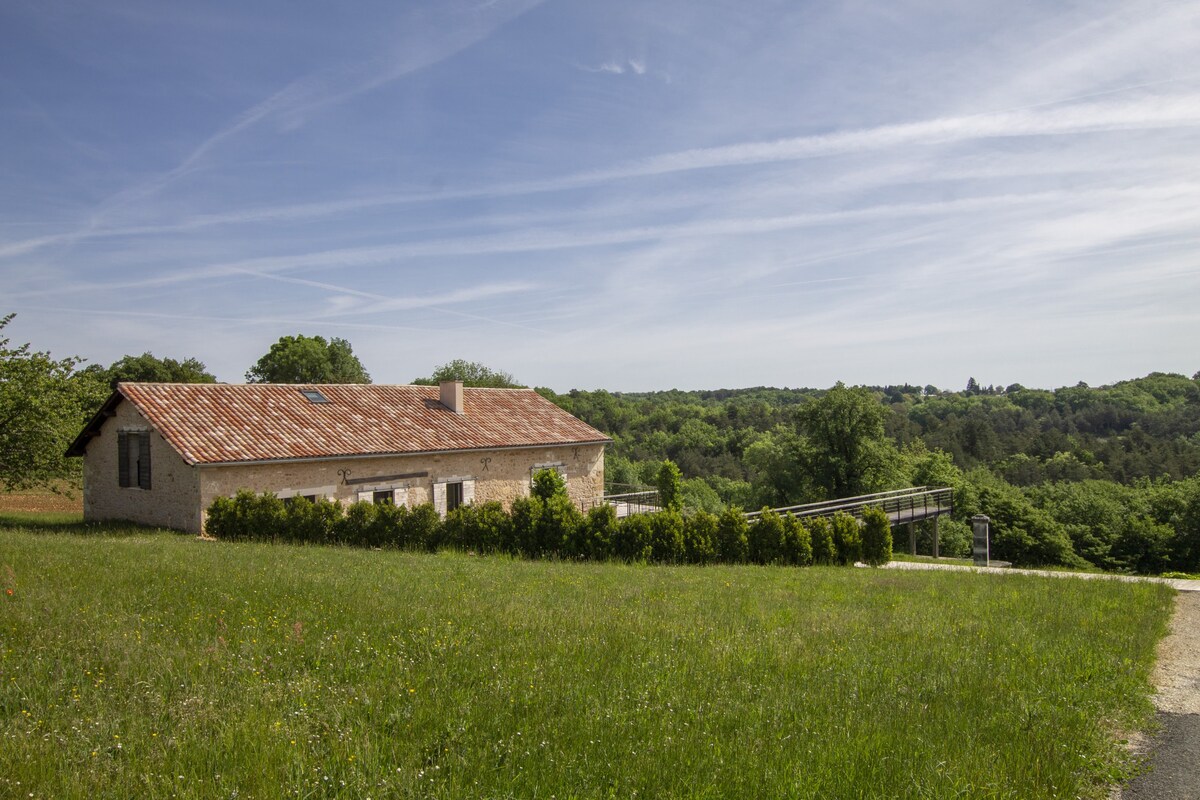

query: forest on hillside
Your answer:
[539,372,1200,573]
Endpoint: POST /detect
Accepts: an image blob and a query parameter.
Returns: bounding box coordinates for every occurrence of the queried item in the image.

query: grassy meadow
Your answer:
[0,515,1175,799]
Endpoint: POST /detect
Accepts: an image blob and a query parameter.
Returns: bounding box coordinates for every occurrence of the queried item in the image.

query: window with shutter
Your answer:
[118,430,151,489]
[118,431,131,487]
[137,432,151,490]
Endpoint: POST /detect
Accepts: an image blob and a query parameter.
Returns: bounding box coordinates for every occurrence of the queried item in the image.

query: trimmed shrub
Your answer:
[748,508,785,564]
[402,503,442,552]
[781,515,813,566]
[510,496,545,557]
[715,507,749,563]
[614,513,653,562]
[809,516,836,565]
[204,495,238,540]
[338,500,377,547]
[283,496,341,545]
[538,494,584,557]
[648,509,685,563]
[860,506,892,567]
[683,511,718,564]
[579,504,619,561]
[531,468,567,502]
[831,511,862,565]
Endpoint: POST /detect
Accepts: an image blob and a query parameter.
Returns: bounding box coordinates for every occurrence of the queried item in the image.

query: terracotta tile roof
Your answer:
[79,383,610,465]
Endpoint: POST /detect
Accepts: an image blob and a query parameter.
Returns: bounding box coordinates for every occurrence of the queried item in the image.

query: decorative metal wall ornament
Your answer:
[337,468,352,485]
[572,447,580,461]
[480,457,492,471]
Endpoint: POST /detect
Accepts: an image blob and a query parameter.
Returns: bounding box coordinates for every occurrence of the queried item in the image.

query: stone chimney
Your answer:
[440,380,464,414]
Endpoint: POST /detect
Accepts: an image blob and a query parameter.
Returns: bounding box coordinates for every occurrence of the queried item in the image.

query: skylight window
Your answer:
[300,389,330,404]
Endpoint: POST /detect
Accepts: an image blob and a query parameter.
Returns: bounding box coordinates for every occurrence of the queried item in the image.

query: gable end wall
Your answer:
[82,401,203,532]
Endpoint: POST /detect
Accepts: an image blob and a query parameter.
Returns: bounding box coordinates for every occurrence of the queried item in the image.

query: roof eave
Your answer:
[64,389,125,458]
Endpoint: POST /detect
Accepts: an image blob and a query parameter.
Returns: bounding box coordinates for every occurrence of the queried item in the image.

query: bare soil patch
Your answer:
[0,486,82,514]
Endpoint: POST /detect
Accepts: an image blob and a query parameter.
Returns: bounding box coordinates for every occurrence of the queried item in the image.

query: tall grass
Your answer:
[0,523,1173,799]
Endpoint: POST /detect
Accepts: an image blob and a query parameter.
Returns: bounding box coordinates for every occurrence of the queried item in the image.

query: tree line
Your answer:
[3,313,1197,574]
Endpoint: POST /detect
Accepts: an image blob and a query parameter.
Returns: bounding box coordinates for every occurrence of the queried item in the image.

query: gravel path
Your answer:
[879,561,1200,798]
[1121,591,1200,800]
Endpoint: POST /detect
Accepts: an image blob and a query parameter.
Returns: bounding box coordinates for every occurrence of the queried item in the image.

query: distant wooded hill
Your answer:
[539,372,1200,574]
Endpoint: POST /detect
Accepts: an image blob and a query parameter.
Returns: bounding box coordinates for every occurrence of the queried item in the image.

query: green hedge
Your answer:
[205,475,891,569]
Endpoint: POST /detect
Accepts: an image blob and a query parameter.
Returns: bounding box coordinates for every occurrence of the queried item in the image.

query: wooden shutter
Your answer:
[432,482,447,516]
[356,490,373,503]
[118,431,130,487]
[393,487,408,507]
[462,479,475,506]
[137,432,152,490]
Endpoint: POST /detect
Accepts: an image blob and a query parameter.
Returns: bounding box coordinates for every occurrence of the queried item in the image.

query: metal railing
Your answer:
[744,486,953,525]
[593,486,661,518]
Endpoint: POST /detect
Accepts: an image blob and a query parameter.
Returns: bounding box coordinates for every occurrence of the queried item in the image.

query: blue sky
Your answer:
[3,0,1198,392]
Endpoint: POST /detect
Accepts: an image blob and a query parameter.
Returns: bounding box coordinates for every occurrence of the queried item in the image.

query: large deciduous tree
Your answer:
[798,382,896,499]
[245,335,371,384]
[0,314,108,491]
[85,352,217,389]
[413,359,522,388]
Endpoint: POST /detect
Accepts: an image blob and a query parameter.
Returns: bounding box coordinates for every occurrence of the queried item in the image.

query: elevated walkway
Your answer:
[744,486,953,525]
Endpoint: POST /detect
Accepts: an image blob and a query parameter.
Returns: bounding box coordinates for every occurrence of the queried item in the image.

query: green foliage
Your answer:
[445,501,511,554]
[613,513,652,562]
[799,383,895,498]
[744,427,813,507]
[530,468,567,502]
[413,359,522,388]
[781,515,813,566]
[714,507,749,563]
[509,496,545,557]
[646,509,685,563]
[748,508,786,565]
[85,352,216,389]
[683,511,718,564]
[959,470,1081,567]
[809,517,836,565]
[0,313,108,491]
[655,460,683,511]
[860,506,892,566]
[245,334,371,384]
[679,477,725,513]
[830,511,862,566]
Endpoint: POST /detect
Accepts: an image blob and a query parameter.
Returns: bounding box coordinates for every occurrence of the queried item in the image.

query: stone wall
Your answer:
[197,442,605,534]
[82,401,203,532]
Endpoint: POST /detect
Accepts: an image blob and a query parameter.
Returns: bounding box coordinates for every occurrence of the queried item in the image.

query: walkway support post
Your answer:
[932,516,940,559]
[908,521,916,556]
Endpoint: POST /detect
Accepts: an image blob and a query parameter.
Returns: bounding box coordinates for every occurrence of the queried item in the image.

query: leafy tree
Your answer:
[0,314,108,491]
[798,383,894,498]
[413,359,522,388]
[655,459,683,511]
[86,352,216,389]
[245,335,370,384]
[744,427,813,507]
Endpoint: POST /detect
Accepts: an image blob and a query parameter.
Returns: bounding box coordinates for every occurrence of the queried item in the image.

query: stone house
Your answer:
[67,381,611,534]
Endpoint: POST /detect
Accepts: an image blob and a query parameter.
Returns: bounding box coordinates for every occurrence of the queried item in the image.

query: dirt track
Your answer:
[1120,591,1200,800]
